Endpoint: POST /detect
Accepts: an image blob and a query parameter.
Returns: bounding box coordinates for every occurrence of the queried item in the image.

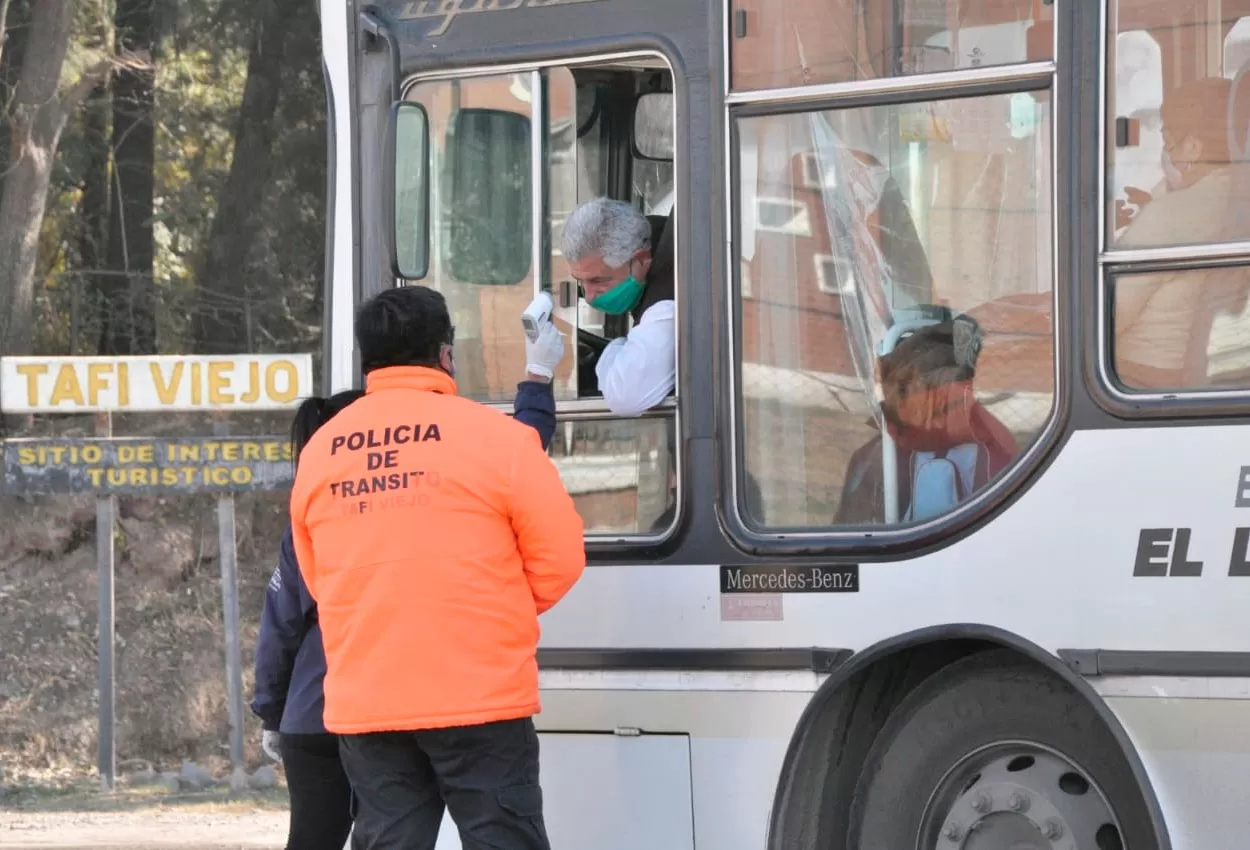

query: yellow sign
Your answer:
[0,354,314,414]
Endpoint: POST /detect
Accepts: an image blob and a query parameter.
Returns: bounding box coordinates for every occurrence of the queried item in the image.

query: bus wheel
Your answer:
[848,649,1157,850]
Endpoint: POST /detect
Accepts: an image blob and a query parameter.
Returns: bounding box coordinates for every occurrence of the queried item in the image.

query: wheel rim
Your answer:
[917,741,1125,850]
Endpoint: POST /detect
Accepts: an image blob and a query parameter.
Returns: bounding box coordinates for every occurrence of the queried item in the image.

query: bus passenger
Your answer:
[561,197,675,416]
[836,318,1018,524]
[1115,77,1250,388]
[289,285,585,850]
[250,318,566,850]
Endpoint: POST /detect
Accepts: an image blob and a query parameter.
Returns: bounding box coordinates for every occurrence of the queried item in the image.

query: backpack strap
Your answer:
[905,442,987,521]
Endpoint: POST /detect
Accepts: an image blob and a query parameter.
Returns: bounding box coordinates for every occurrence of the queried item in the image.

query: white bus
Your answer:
[319,1,1250,848]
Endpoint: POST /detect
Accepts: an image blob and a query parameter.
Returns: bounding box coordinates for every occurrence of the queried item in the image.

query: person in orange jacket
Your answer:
[289,284,585,850]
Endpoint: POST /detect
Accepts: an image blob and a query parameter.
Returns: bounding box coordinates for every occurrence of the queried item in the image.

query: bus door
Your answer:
[358,1,706,545]
[353,3,712,849]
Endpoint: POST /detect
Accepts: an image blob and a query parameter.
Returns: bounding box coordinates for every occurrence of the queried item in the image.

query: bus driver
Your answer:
[561,197,676,417]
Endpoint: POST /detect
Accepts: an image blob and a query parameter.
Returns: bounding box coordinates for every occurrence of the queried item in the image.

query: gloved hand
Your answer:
[525,320,564,380]
[261,730,282,763]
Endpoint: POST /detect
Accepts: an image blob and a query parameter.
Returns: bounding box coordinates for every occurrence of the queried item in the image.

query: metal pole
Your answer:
[214,419,246,789]
[95,411,115,792]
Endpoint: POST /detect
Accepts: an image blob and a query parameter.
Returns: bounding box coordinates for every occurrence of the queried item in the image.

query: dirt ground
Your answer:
[0,488,289,778]
[0,786,292,849]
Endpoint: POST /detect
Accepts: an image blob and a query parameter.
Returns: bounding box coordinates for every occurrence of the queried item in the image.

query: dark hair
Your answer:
[354,285,454,374]
[878,317,981,429]
[291,389,365,468]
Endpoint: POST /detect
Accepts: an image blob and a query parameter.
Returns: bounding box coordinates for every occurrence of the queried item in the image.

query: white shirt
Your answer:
[595,300,676,416]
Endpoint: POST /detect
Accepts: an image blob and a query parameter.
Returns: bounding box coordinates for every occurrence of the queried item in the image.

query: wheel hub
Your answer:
[925,747,1123,850]
[957,812,1048,849]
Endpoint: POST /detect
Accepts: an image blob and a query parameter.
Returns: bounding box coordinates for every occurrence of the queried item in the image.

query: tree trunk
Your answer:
[192,0,298,354]
[100,0,156,355]
[0,0,13,68]
[0,0,16,71]
[0,0,80,356]
[0,0,32,181]
[77,81,110,356]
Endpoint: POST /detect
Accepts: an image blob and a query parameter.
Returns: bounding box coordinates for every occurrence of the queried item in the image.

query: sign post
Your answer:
[0,353,313,791]
[214,417,247,790]
[95,411,116,793]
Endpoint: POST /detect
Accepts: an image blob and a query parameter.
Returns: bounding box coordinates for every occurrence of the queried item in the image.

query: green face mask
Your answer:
[588,276,645,315]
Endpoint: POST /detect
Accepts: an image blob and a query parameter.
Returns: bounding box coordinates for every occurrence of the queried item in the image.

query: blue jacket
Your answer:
[250,379,557,734]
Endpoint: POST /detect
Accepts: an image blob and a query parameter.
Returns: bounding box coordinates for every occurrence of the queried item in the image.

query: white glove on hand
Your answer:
[525,320,564,380]
[261,730,282,763]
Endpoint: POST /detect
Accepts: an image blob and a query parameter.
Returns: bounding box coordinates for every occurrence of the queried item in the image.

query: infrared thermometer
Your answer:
[521,290,554,342]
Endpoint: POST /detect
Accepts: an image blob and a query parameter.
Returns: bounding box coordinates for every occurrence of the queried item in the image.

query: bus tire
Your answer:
[848,649,1157,850]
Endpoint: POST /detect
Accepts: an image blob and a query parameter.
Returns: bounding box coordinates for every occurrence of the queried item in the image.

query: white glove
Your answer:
[262,730,282,763]
[525,320,564,380]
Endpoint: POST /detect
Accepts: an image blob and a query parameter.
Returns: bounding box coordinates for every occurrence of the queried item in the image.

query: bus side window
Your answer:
[546,66,679,539]
[1106,2,1250,395]
[395,62,679,540]
[734,91,1055,531]
[729,0,1052,92]
[399,73,579,404]
[633,91,675,214]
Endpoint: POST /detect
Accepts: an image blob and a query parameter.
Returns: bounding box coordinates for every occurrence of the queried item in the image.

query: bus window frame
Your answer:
[1093,0,1250,419]
[721,17,1067,551]
[724,0,1055,95]
[396,50,685,548]
[1101,252,1250,396]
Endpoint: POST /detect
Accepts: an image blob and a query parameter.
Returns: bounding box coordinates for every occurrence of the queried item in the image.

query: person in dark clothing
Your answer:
[290,287,582,850]
[252,389,364,850]
[251,344,563,850]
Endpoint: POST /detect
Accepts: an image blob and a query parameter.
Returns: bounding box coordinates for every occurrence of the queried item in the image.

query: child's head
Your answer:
[878,318,980,441]
[290,389,366,468]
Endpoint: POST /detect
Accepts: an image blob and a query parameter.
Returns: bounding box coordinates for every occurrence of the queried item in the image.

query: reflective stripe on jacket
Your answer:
[289,367,584,734]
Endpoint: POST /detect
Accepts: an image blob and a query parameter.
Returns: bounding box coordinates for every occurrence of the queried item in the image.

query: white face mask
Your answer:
[1161,148,1186,191]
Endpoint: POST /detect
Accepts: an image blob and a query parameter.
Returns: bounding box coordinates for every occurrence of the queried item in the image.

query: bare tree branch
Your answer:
[4,47,151,175]
[0,0,13,69]
[62,48,150,112]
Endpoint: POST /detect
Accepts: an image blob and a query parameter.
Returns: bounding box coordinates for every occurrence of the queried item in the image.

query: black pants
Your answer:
[279,732,356,850]
[337,717,550,850]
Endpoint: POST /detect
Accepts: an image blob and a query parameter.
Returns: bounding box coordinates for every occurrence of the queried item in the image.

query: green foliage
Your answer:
[15,0,327,365]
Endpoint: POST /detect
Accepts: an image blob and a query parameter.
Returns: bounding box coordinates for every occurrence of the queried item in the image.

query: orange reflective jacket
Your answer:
[289,366,585,734]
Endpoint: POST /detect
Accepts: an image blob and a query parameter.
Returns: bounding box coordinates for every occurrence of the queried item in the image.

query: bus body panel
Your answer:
[430,730,701,850]
[427,690,811,850]
[375,0,708,72]
[1100,690,1250,850]
[539,426,1250,653]
[321,0,358,392]
[527,423,1250,848]
[438,678,1249,850]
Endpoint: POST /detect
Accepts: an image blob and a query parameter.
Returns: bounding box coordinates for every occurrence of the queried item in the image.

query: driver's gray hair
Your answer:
[560,198,651,268]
